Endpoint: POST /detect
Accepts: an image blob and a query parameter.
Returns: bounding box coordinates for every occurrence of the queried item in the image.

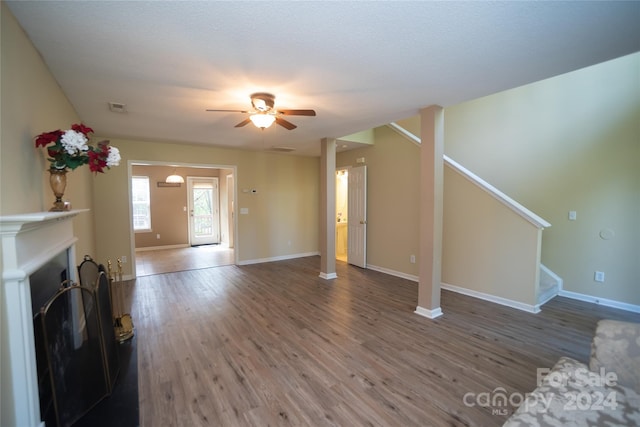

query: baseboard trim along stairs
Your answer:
[538,264,562,307]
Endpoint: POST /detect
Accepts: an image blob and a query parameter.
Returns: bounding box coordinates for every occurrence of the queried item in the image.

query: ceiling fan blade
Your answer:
[206,109,250,113]
[275,117,297,130]
[234,118,252,128]
[278,109,316,116]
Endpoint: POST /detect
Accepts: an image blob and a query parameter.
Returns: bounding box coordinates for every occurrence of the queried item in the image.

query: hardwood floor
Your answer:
[127,256,639,426]
[135,245,235,276]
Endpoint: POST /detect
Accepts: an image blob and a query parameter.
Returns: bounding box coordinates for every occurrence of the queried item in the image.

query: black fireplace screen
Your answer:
[40,284,109,427]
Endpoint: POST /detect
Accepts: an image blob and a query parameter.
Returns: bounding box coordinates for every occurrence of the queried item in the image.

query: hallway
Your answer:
[135,245,234,276]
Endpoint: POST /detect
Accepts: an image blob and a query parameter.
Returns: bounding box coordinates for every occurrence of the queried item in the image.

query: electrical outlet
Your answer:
[594,271,605,282]
[121,256,127,263]
[156,234,160,239]
[410,255,416,264]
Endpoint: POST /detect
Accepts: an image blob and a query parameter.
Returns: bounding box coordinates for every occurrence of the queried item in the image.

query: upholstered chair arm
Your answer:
[589,319,640,392]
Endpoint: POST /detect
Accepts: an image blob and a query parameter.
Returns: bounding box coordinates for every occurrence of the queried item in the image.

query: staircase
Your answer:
[388,120,564,313]
[538,264,562,306]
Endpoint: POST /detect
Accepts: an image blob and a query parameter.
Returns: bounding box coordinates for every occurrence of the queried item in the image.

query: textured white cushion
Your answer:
[504,356,640,427]
[589,319,640,393]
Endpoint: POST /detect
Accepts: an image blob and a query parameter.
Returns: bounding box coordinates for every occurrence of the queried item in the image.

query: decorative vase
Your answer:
[49,168,68,211]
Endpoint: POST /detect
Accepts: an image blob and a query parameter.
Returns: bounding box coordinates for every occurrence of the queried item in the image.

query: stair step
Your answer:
[538,264,561,306]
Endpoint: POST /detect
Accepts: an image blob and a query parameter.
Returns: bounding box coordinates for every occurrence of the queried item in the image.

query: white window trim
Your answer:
[132,175,152,232]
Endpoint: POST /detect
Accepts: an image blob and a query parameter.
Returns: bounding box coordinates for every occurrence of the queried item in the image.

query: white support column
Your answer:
[319,138,337,279]
[415,106,444,319]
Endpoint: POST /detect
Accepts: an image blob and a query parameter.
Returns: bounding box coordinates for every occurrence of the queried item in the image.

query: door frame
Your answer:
[226,174,235,248]
[126,160,238,278]
[335,167,350,261]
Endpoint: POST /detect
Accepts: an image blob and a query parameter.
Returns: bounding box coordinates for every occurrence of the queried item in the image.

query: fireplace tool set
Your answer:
[108,257,135,342]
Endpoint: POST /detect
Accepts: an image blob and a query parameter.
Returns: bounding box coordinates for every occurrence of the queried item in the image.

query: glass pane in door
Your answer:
[193,188,213,238]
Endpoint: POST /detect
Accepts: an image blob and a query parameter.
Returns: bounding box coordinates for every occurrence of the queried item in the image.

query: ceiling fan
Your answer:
[206,92,316,130]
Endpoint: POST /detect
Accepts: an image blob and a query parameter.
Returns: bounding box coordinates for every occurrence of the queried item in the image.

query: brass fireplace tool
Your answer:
[108,258,134,342]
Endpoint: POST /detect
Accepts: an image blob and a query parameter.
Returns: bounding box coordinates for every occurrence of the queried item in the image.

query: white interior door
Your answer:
[347,165,367,268]
[187,177,219,246]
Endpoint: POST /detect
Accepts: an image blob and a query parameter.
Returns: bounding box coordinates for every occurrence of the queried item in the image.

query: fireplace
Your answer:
[1,210,88,427]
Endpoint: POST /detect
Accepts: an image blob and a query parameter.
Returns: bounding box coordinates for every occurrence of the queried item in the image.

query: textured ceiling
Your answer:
[7,1,640,156]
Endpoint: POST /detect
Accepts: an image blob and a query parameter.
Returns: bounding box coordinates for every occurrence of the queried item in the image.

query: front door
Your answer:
[187,177,219,246]
[347,165,367,268]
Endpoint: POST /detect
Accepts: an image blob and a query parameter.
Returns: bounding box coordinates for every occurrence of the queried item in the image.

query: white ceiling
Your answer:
[7,1,640,156]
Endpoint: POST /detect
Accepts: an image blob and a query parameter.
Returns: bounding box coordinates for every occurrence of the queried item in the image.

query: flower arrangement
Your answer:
[35,123,120,173]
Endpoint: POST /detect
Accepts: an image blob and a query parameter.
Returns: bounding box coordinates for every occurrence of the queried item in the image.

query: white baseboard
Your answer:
[441,282,541,314]
[558,290,640,314]
[361,264,543,314]
[135,244,189,252]
[237,251,320,266]
[319,272,338,280]
[414,306,443,319]
[366,264,419,282]
[340,262,638,315]
[536,290,558,307]
[364,265,539,313]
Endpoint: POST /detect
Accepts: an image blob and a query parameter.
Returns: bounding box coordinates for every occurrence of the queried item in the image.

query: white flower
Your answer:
[106,146,121,167]
[60,130,88,156]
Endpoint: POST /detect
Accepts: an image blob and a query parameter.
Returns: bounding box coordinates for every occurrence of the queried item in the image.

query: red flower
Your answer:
[88,148,107,173]
[35,130,63,147]
[71,123,94,136]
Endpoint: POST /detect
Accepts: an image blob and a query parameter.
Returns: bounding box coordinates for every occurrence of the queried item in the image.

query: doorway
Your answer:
[336,169,349,262]
[129,162,238,277]
[336,165,367,267]
[187,177,219,246]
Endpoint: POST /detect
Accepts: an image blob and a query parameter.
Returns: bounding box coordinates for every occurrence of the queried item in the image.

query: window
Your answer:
[132,176,151,231]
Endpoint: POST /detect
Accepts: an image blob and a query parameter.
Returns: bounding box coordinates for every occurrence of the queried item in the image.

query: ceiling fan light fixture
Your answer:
[207,93,314,130]
[250,114,276,129]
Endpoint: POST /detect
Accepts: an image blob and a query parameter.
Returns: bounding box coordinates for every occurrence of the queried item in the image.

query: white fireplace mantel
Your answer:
[1,210,87,427]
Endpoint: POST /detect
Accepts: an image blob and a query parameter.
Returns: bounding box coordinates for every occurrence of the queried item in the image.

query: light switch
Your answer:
[568,211,577,221]
[240,207,249,215]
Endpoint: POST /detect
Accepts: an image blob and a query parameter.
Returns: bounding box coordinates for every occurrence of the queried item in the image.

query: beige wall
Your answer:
[442,167,541,306]
[93,138,320,275]
[132,165,220,248]
[445,53,640,305]
[0,3,95,261]
[337,126,420,276]
[1,4,96,425]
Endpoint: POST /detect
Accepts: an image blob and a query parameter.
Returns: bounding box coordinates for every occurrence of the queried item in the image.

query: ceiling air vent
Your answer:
[108,102,127,113]
[270,147,296,153]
